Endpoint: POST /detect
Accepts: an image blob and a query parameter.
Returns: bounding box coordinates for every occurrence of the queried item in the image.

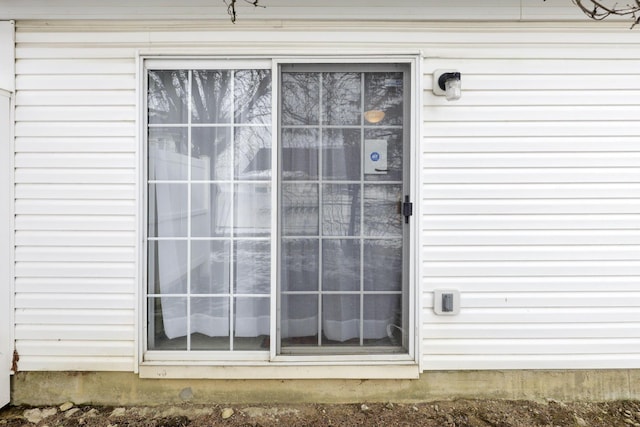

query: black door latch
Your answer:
[402,195,413,224]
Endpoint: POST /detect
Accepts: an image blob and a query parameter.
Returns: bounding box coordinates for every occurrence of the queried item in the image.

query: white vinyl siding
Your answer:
[11,19,640,372]
[422,55,640,370]
[13,27,137,371]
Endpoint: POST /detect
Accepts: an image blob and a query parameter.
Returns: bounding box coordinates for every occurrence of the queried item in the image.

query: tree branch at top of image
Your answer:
[546,0,640,28]
[225,0,265,23]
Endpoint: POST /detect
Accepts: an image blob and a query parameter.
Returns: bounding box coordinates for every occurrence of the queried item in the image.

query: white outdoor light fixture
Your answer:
[433,69,462,101]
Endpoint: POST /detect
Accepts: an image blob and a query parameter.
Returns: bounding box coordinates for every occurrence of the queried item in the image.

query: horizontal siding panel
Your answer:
[15,106,136,122]
[15,153,135,168]
[15,325,135,341]
[424,122,640,138]
[424,90,640,106]
[16,75,135,90]
[422,184,640,199]
[424,75,640,91]
[423,338,640,355]
[422,230,640,245]
[422,307,640,324]
[15,261,136,278]
[422,246,640,261]
[15,30,155,44]
[15,122,135,137]
[16,356,133,372]
[16,90,135,106]
[15,309,134,325]
[15,199,136,215]
[423,137,640,153]
[15,277,135,294]
[15,231,136,247]
[422,199,640,214]
[15,184,135,200]
[15,247,135,262]
[15,293,135,309]
[422,153,640,168]
[423,323,640,339]
[423,354,640,370]
[424,46,640,60]
[421,168,640,183]
[15,47,138,59]
[425,58,640,75]
[15,137,135,153]
[15,168,136,184]
[15,58,136,75]
[423,292,640,308]
[422,214,640,230]
[16,341,133,357]
[424,106,640,123]
[15,215,135,231]
[422,276,640,292]
[423,261,640,277]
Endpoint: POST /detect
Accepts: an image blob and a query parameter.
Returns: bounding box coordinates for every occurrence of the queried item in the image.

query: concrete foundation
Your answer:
[10,370,640,406]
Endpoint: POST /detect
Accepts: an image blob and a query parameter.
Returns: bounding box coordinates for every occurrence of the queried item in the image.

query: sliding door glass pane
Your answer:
[280,66,407,352]
[147,67,271,352]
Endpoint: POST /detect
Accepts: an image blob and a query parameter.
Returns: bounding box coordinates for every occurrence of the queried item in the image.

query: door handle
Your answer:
[402,196,413,224]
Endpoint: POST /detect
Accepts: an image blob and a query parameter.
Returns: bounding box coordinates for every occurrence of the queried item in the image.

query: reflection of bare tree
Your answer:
[322,73,361,125]
[236,70,271,124]
[282,73,319,125]
[192,70,232,124]
[148,70,188,123]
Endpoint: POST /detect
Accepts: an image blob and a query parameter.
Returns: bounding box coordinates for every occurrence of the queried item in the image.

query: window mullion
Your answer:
[229,70,236,352]
[317,72,324,347]
[359,71,365,347]
[187,70,193,352]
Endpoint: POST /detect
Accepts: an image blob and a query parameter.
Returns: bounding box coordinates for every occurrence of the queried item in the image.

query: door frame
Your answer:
[137,54,422,370]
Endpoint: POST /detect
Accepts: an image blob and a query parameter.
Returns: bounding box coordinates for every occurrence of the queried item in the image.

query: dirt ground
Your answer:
[2,400,640,427]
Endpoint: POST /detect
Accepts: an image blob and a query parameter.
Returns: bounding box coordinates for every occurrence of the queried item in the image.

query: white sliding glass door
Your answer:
[144,59,413,360]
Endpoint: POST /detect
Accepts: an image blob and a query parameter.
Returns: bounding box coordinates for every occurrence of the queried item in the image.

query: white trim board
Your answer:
[0,21,14,92]
[0,90,12,408]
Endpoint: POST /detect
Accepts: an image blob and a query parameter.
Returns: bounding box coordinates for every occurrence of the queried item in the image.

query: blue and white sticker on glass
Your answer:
[364,139,388,174]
